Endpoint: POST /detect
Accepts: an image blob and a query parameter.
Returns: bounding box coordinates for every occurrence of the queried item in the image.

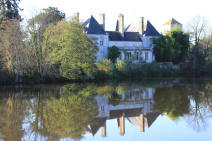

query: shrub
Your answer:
[202,61,212,75]
[95,59,114,79]
[116,60,128,72]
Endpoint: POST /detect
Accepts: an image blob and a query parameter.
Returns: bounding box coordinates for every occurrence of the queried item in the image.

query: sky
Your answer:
[19,0,212,32]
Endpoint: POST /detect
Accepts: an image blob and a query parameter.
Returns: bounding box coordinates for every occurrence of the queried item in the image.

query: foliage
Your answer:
[0,20,31,82]
[153,28,190,64]
[28,7,65,36]
[43,20,98,80]
[115,62,179,80]
[26,7,65,79]
[199,34,212,61]
[108,46,121,63]
[95,59,114,79]
[116,60,128,72]
[0,0,21,23]
[202,61,212,75]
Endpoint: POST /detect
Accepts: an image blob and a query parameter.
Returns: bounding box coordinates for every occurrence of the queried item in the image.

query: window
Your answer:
[136,52,139,60]
[100,40,104,46]
[145,52,148,61]
[101,106,105,111]
[126,52,132,60]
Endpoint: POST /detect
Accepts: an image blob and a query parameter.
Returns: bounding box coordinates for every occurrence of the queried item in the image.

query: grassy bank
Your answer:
[1,59,212,85]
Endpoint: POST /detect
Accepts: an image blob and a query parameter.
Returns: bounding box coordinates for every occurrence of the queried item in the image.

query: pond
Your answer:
[0,79,212,141]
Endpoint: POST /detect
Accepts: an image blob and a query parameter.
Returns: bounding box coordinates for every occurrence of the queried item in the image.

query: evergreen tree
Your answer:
[0,0,21,23]
[108,46,121,64]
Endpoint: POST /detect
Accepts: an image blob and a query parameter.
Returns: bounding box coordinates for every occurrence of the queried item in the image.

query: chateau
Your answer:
[72,13,183,64]
[73,13,161,63]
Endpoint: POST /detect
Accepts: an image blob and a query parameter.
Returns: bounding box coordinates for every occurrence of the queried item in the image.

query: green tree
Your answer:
[43,20,98,80]
[28,7,65,35]
[27,7,65,79]
[153,27,189,64]
[108,46,121,63]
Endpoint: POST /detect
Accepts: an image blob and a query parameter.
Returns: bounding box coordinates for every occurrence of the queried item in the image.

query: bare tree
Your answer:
[187,16,209,76]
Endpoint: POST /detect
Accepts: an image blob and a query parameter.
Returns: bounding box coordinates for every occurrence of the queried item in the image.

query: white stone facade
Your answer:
[88,34,155,63]
[82,14,160,63]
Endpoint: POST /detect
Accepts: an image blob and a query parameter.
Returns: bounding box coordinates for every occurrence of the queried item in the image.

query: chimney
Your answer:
[139,17,144,35]
[118,14,124,33]
[99,13,105,30]
[73,12,79,23]
[119,114,125,136]
[140,114,144,132]
[101,121,106,137]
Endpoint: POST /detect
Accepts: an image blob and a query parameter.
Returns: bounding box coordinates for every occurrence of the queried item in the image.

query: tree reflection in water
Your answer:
[0,80,211,140]
[153,85,190,120]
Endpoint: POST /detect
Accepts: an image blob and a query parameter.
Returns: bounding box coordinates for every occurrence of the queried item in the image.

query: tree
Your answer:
[0,20,29,82]
[0,0,21,23]
[153,27,189,64]
[43,20,98,80]
[187,16,209,75]
[108,45,121,63]
[28,7,65,36]
[199,33,212,61]
[27,7,65,79]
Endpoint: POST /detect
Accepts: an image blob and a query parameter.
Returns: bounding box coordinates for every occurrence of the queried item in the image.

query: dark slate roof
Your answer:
[146,112,160,127]
[124,32,141,41]
[82,15,106,34]
[107,31,141,41]
[82,18,90,26]
[88,118,106,136]
[143,20,160,36]
[109,108,142,119]
[107,31,122,41]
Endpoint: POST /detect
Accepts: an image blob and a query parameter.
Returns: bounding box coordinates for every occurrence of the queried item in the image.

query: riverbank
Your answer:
[1,61,212,85]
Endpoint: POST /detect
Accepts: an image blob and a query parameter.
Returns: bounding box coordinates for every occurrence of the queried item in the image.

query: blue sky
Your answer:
[19,0,212,32]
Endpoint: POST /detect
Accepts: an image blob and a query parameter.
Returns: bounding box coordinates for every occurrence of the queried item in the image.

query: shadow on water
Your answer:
[0,79,212,140]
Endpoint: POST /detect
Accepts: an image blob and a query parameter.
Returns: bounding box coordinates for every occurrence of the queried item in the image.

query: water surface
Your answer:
[0,79,212,141]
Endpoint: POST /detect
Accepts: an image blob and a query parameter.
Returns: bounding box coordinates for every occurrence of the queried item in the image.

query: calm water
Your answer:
[0,79,212,141]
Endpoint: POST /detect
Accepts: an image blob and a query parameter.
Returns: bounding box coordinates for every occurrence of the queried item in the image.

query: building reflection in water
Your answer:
[1,80,212,140]
[84,87,160,137]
